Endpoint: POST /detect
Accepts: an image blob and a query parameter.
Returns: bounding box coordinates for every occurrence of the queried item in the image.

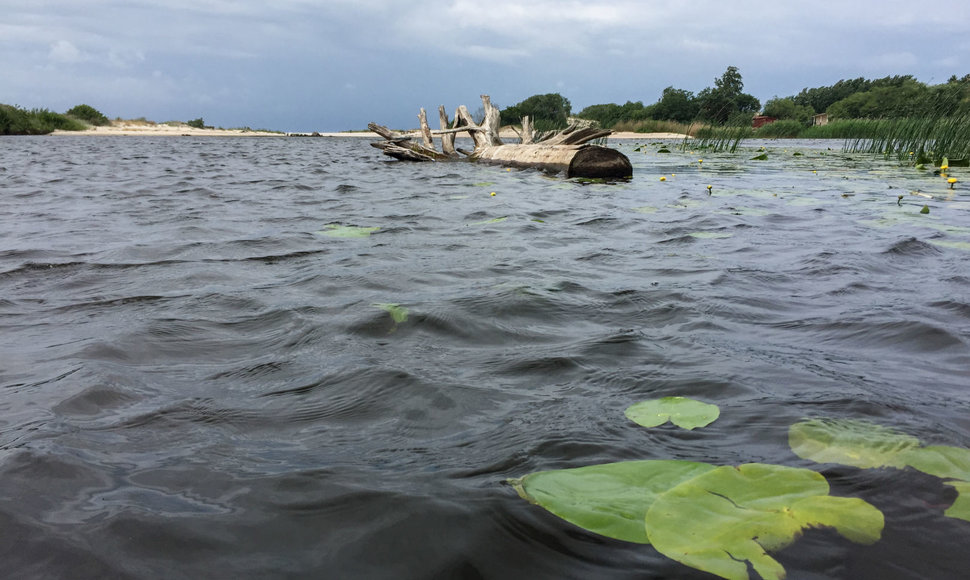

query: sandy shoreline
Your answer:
[50,122,687,141]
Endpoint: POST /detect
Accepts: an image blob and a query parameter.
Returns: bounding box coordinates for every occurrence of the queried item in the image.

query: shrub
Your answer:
[0,104,86,134]
[65,104,110,126]
[186,118,206,129]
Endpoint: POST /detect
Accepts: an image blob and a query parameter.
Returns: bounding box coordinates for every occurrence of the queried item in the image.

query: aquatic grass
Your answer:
[836,114,970,165]
[689,123,752,153]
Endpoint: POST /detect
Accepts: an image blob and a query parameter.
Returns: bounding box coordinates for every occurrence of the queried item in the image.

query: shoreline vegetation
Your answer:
[6,66,970,163]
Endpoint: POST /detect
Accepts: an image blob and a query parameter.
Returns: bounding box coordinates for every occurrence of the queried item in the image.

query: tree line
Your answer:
[497,68,970,131]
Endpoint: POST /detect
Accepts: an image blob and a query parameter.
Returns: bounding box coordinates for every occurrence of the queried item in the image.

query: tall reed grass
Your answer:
[840,115,970,164]
[689,123,752,152]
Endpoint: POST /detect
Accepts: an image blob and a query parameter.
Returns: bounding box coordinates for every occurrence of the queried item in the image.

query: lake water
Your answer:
[1,135,969,579]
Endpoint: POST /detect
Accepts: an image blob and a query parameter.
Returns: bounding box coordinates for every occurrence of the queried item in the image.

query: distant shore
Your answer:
[49,121,687,140]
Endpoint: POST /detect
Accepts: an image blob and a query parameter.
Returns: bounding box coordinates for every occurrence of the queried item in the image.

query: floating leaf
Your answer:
[645,463,884,580]
[788,418,919,469]
[944,481,970,520]
[373,303,409,324]
[624,397,720,430]
[751,153,769,161]
[510,460,716,544]
[469,216,508,226]
[688,231,733,239]
[316,224,380,238]
[790,418,970,523]
[657,147,671,153]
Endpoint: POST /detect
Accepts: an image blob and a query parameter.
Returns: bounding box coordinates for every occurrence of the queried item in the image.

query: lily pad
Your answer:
[789,418,970,523]
[316,224,380,238]
[469,216,508,226]
[789,418,919,469]
[944,481,970,520]
[902,445,970,481]
[625,397,720,430]
[510,460,715,544]
[751,153,769,161]
[645,463,884,580]
[373,303,409,324]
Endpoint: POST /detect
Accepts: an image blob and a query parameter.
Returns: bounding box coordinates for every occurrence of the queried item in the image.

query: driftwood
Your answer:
[370,95,632,179]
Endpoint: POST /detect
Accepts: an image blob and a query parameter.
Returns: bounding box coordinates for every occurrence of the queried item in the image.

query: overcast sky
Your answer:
[4,1,969,131]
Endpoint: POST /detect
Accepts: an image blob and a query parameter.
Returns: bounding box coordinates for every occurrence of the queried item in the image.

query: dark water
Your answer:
[1,135,969,579]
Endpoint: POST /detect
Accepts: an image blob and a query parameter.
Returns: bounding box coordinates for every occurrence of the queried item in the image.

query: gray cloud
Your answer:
[3,0,969,131]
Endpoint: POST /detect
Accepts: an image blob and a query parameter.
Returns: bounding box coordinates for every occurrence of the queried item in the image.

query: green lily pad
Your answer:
[789,418,919,469]
[510,460,716,544]
[645,463,884,580]
[790,418,970,523]
[625,397,720,430]
[751,153,769,161]
[944,481,970,520]
[902,445,970,481]
[316,224,380,238]
[373,303,409,324]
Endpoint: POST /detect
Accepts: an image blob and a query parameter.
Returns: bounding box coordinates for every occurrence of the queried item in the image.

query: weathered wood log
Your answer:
[369,95,632,178]
[438,106,457,157]
[472,143,633,179]
[418,108,434,149]
[368,122,452,161]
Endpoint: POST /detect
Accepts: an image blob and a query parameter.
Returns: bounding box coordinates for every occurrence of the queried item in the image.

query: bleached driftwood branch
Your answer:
[370,95,632,178]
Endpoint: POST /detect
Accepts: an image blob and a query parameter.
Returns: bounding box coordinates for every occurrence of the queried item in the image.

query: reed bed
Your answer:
[840,115,970,164]
[688,123,752,152]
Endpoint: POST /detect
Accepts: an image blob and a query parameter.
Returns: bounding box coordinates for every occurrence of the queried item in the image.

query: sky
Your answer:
[4,0,970,132]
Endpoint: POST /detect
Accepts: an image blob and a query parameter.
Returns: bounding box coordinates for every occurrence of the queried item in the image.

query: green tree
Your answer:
[696,66,760,124]
[500,93,571,130]
[792,77,870,114]
[826,78,928,119]
[575,103,625,127]
[762,97,814,124]
[651,87,698,123]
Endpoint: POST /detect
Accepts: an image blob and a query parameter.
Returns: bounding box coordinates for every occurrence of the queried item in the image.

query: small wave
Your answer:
[884,236,944,257]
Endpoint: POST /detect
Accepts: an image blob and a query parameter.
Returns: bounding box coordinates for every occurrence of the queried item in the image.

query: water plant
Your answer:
[841,114,970,165]
[315,224,380,237]
[510,400,891,580]
[789,418,970,522]
[624,396,719,430]
[511,401,970,579]
[689,122,751,153]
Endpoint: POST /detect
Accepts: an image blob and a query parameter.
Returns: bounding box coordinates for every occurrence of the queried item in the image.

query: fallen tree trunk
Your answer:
[471,143,633,179]
[370,95,632,179]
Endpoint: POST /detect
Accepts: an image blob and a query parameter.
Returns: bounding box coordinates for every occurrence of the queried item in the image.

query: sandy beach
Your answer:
[50,121,687,141]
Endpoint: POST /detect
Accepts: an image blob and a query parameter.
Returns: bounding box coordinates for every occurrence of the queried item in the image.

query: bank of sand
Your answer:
[51,121,687,141]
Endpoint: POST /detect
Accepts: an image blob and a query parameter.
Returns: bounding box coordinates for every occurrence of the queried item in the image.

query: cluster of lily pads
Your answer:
[509,396,970,580]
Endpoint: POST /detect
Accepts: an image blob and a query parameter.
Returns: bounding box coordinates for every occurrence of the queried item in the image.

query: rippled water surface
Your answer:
[2,135,970,578]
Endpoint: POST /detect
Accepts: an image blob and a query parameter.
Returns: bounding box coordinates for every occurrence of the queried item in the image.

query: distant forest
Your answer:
[499,67,970,132]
